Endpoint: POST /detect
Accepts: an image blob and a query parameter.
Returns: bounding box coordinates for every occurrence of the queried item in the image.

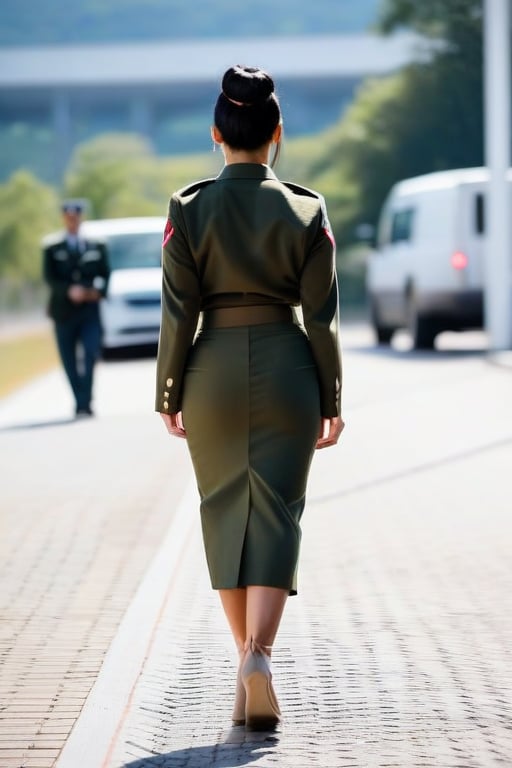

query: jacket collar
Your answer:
[217,163,278,182]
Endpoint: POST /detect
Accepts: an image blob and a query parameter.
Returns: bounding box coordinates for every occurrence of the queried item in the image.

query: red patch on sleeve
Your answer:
[323,227,335,248]
[163,220,175,247]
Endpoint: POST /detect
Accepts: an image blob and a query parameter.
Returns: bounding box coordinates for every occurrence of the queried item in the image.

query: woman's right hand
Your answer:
[316,415,345,449]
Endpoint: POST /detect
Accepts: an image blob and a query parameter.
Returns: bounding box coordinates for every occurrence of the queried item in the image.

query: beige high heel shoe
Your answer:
[241,639,281,730]
[232,649,246,725]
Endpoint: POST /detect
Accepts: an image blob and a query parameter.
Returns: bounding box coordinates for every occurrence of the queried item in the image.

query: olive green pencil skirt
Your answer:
[181,321,321,595]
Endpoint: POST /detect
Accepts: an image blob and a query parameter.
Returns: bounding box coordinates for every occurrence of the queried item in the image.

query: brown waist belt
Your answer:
[202,304,294,329]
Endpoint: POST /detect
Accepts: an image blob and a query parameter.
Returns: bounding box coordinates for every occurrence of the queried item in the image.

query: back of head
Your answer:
[214,65,282,160]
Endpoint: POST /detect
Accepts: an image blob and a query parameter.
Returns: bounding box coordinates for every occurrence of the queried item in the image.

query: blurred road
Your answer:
[1,323,511,767]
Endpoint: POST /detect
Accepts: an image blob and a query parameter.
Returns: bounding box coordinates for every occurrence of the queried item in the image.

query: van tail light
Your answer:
[451,251,468,270]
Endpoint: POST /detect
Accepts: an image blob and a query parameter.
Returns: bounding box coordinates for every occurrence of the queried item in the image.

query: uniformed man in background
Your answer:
[43,201,110,417]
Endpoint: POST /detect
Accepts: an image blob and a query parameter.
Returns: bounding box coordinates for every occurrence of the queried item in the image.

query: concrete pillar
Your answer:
[52,92,73,179]
[484,0,512,349]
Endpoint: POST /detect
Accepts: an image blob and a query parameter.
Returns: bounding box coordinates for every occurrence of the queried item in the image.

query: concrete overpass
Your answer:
[0,34,420,180]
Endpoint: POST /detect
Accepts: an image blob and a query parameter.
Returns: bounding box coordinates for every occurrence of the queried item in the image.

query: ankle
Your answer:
[245,637,273,657]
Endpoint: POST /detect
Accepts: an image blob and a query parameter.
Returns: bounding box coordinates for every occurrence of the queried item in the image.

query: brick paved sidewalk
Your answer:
[102,443,512,768]
[3,333,512,768]
[57,350,512,768]
[0,400,192,768]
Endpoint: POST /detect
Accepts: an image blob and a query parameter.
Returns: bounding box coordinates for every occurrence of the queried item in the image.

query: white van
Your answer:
[44,217,165,354]
[366,167,501,349]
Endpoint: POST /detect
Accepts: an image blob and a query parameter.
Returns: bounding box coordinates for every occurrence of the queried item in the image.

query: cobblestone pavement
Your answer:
[100,336,512,767]
[104,440,512,768]
[2,328,512,767]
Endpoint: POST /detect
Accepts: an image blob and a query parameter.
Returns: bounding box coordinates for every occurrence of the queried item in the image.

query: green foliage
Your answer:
[161,153,224,193]
[0,0,486,309]
[0,124,57,183]
[0,0,380,45]
[378,0,482,45]
[64,134,162,218]
[0,170,60,283]
[0,139,223,300]
[304,0,484,246]
[63,133,222,219]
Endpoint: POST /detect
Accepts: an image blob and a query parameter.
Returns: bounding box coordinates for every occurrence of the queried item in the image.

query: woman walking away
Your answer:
[156,64,344,730]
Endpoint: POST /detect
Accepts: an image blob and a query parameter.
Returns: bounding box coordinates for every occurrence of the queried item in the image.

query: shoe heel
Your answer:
[244,669,280,730]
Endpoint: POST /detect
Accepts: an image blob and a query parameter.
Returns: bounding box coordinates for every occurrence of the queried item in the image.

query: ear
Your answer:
[211,125,223,144]
[272,123,282,144]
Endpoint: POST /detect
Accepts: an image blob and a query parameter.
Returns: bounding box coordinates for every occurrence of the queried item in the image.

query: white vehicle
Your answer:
[366,168,499,349]
[85,217,164,353]
[44,217,165,353]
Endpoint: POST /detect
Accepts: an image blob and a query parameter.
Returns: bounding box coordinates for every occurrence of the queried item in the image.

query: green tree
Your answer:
[379,0,482,43]
[379,0,484,169]
[63,133,167,218]
[0,170,60,283]
[64,132,223,219]
[304,0,483,246]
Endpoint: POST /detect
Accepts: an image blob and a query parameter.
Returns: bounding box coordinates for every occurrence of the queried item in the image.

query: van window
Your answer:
[475,193,485,235]
[376,200,392,247]
[390,209,414,243]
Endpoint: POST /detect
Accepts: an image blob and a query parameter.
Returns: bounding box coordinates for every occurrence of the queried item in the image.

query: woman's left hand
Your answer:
[160,411,187,438]
[316,415,345,449]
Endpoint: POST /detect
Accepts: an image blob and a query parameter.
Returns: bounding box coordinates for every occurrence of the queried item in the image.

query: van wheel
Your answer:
[375,324,394,344]
[407,300,436,350]
[370,300,395,345]
[101,346,116,361]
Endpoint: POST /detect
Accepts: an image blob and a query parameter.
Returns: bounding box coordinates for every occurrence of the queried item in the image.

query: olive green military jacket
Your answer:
[43,236,110,322]
[156,163,341,417]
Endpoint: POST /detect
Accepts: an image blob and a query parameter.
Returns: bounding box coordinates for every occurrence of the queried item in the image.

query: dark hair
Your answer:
[214,65,282,166]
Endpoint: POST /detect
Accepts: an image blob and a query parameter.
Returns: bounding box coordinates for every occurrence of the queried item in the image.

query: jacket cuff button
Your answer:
[163,402,169,409]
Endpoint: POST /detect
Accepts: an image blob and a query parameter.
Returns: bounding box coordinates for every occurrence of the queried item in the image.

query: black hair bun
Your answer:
[222,65,274,105]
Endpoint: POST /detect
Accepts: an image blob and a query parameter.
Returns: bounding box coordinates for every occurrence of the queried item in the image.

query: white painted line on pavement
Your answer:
[55,476,199,768]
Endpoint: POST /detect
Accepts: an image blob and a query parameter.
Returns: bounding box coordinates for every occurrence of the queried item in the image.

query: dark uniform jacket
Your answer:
[43,236,110,322]
[156,163,342,417]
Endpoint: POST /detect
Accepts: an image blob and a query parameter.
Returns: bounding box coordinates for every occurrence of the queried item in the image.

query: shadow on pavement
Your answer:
[121,731,279,767]
[102,343,157,362]
[347,326,490,361]
[311,432,512,506]
[348,344,487,362]
[0,417,76,433]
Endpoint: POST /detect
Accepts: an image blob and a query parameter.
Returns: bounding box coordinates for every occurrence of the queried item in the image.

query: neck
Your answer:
[222,145,271,166]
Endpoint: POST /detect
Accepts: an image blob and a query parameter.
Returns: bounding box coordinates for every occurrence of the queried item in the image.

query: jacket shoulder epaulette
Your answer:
[42,232,65,249]
[175,177,217,199]
[282,181,322,200]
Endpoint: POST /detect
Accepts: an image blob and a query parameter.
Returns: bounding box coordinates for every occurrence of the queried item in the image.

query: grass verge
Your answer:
[0,329,59,399]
